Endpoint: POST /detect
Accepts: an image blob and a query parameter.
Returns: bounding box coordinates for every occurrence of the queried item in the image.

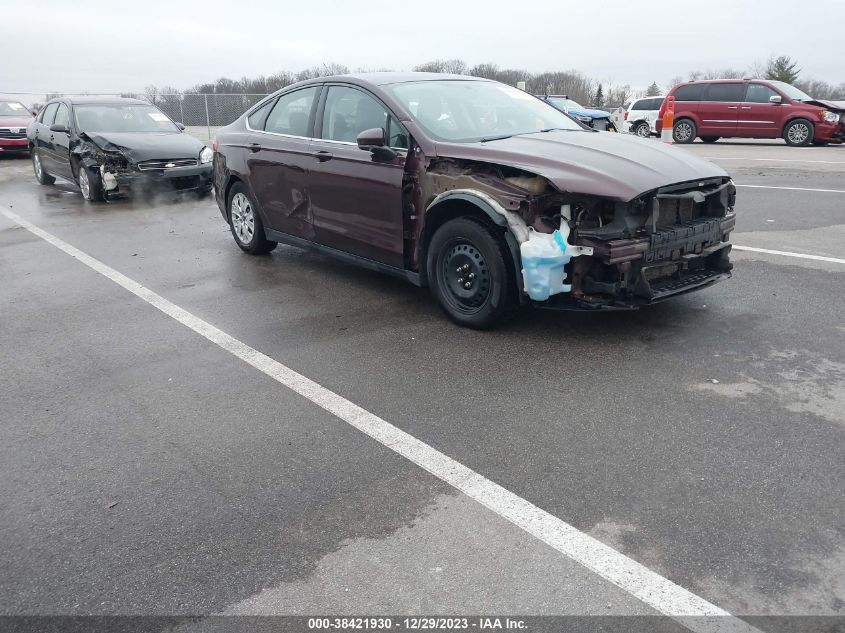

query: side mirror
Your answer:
[175,122,186,131]
[49,123,69,133]
[356,127,397,161]
[356,127,386,148]
[769,95,782,104]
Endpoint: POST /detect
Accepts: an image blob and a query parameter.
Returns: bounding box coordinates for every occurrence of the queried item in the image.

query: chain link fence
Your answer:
[0,92,271,143]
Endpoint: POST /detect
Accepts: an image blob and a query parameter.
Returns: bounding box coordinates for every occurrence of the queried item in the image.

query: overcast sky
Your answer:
[2,0,841,94]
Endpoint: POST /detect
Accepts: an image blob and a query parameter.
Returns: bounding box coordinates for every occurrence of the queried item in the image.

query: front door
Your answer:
[308,85,407,268]
[736,83,784,138]
[698,82,745,136]
[34,102,59,172]
[50,103,73,179]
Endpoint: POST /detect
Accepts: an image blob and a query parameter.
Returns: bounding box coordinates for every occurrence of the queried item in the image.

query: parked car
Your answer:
[657,79,845,146]
[0,98,34,155]
[213,73,735,329]
[26,96,213,201]
[620,96,665,137]
[538,95,617,131]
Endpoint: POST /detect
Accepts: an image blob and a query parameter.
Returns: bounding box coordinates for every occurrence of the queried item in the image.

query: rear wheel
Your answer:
[633,121,650,138]
[228,183,277,254]
[672,118,696,143]
[427,217,518,329]
[32,150,55,185]
[701,136,720,143]
[783,118,814,146]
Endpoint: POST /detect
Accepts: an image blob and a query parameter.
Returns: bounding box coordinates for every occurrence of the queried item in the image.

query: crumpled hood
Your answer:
[804,99,845,113]
[434,130,728,201]
[1,116,33,128]
[82,131,206,162]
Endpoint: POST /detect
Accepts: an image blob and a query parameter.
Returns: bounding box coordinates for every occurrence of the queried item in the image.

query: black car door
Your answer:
[34,102,59,171]
[48,103,73,179]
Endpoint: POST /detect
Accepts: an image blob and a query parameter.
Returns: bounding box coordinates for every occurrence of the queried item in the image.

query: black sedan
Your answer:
[27,96,212,201]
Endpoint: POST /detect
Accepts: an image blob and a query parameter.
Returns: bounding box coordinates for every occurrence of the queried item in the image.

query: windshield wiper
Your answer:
[479,134,514,142]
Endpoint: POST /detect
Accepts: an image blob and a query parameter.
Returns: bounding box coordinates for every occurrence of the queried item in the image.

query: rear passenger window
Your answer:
[649,98,664,109]
[631,100,648,111]
[703,83,745,102]
[745,84,778,103]
[264,87,319,136]
[247,99,275,130]
[672,84,704,101]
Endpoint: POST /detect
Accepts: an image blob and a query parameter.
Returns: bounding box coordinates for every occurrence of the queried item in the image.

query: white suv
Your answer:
[619,96,665,137]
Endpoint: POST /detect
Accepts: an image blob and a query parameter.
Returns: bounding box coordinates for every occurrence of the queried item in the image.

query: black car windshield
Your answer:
[769,81,812,102]
[74,104,179,133]
[384,80,583,143]
[0,101,29,116]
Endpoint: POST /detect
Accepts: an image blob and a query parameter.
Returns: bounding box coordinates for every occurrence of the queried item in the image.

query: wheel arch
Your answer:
[417,191,524,299]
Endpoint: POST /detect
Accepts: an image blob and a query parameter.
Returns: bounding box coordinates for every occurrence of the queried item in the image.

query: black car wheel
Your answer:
[228,183,277,254]
[784,118,814,146]
[633,121,650,137]
[77,165,102,202]
[672,119,696,143]
[32,150,55,185]
[427,217,518,329]
[701,136,720,143]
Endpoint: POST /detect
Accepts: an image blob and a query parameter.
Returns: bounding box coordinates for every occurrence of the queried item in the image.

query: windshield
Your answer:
[384,80,583,143]
[769,81,812,102]
[548,97,585,112]
[0,101,29,117]
[74,104,179,133]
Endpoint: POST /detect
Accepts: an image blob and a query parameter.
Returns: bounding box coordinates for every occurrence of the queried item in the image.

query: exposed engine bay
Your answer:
[416,157,735,309]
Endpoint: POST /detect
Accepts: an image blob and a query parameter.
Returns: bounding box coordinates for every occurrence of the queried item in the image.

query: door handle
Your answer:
[314,150,333,162]
[727,106,738,110]
[740,106,752,110]
[248,142,262,153]
[50,134,55,140]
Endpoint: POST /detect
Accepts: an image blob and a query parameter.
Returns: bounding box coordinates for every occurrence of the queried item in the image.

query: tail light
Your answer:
[212,137,219,152]
[624,111,629,120]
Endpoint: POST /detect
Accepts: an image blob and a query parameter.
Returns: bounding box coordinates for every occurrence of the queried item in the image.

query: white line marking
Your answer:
[1,208,760,633]
[733,245,845,264]
[735,184,845,194]
[714,156,845,163]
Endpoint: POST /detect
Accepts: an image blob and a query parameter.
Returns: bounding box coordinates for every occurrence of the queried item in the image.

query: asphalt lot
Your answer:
[1,139,843,631]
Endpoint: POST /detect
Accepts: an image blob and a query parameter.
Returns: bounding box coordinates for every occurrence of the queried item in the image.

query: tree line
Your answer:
[142,55,844,112]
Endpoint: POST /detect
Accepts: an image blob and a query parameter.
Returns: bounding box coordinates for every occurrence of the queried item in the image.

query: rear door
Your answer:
[34,102,59,170]
[737,83,783,137]
[698,83,745,136]
[245,86,320,239]
[308,84,407,267]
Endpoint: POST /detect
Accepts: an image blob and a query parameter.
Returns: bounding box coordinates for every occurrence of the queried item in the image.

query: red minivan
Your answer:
[657,79,845,146]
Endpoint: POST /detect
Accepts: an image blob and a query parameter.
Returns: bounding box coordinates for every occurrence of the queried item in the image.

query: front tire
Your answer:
[633,121,650,138]
[227,183,277,254]
[672,118,696,144]
[32,150,55,185]
[427,217,518,329]
[77,164,102,202]
[784,119,814,146]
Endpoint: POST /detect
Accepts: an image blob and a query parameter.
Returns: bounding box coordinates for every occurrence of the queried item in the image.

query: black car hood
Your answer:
[82,131,205,162]
[434,130,728,201]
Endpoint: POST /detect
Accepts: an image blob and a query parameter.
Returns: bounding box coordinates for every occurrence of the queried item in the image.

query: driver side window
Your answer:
[321,86,389,144]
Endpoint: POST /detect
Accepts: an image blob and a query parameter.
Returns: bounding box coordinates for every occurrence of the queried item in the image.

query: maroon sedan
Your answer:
[213,73,735,328]
[0,98,33,155]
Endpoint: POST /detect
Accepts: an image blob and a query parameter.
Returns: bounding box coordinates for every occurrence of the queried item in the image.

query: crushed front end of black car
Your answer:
[73,133,212,200]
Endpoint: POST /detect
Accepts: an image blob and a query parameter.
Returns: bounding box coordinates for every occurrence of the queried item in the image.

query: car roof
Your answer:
[341,72,485,86]
[50,96,151,106]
